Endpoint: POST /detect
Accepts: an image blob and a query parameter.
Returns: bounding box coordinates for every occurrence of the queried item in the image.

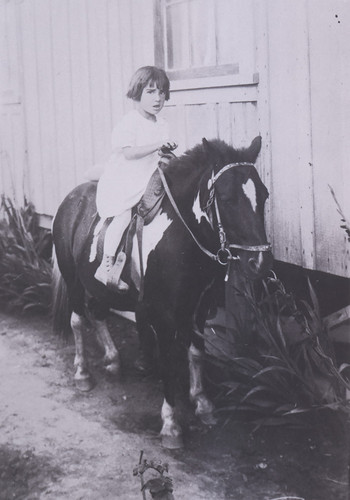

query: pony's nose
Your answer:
[248,251,265,275]
[248,257,259,274]
[248,251,273,278]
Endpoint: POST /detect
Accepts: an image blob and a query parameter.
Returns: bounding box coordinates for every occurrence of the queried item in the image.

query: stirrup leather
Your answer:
[106,252,129,291]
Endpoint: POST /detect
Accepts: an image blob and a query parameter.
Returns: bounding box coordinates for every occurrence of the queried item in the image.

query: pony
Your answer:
[52,136,273,448]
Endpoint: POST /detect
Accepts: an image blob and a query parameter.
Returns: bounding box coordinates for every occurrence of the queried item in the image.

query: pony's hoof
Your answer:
[161,434,184,449]
[104,361,120,376]
[194,394,216,424]
[134,355,152,375]
[75,376,94,392]
[198,412,218,426]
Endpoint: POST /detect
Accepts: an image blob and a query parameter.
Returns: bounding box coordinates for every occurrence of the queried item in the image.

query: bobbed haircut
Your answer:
[126,66,170,101]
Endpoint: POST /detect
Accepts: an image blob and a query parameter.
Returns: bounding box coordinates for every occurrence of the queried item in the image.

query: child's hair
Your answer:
[126,66,170,101]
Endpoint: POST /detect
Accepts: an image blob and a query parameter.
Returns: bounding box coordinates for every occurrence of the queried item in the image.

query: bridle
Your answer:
[157,162,271,266]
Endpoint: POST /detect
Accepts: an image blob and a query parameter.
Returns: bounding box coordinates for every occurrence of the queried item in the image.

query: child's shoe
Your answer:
[94,252,129,292]
[94,254,115,285]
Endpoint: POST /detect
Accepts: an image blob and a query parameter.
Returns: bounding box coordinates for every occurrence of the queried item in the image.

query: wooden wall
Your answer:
[0,0,26,205]
[1,0,349,278]
[1,0,154,216]
[262,0,350,277]
[307,0,350,277]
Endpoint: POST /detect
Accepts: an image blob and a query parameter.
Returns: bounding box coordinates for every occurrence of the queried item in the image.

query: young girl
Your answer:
[94,66,173,290]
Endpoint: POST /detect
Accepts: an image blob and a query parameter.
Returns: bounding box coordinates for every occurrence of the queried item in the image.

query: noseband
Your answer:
[157,163,271,266]
[206,162,271,264]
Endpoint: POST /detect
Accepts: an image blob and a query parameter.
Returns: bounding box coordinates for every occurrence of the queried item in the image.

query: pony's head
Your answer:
[197,136,273,279]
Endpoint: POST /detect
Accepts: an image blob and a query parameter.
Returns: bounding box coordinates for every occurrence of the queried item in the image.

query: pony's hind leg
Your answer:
[71,307,120,389]
[94,318,120,376]
[71,311,94,392]
[87,298,120,376]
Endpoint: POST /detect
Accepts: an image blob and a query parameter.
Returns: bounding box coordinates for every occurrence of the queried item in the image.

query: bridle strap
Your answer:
[208,163,271,254]
[212,182,271,258]
[158,166,218,261]
[230,243,271,252]
[207,162,255,189]
[158,164,271,264]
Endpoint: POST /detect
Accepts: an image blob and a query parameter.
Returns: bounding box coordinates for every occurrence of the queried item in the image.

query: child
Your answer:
[94,66,174,290]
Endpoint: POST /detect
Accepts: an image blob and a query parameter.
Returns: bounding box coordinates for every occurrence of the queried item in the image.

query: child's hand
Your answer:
[158,142,177,167]
[159,142,178,155]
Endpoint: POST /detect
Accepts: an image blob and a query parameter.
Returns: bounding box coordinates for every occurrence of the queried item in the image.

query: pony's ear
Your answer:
[246,136,262,162]
[202,138,217,163]
[202,137,211,152]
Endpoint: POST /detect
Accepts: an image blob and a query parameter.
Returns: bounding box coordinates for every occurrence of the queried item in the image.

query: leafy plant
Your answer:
[0,196,52,313]
[329,185,350,241]
[206,274,350,428]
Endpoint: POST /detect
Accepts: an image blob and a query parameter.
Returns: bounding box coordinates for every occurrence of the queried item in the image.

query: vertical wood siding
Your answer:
[5,0,154,215]
[307,0,350,277]
[0,0,26,206]
[265,1,315,270]
[162,99,258,154]
[263,0,350,277]
[1,0,349,278]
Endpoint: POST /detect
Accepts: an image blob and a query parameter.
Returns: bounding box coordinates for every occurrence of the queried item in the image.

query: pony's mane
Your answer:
[166,139,255,177]
[163,139,254,202]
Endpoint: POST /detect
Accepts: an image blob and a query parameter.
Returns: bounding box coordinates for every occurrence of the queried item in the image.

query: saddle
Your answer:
[96,149,175,297]
[121,165,166,295]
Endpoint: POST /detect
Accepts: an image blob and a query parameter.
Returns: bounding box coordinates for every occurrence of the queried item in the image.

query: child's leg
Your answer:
[95,210,131,286]
[103,210,131,255]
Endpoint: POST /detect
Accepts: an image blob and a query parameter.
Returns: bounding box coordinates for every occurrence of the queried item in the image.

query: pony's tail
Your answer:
[51,247,72,338]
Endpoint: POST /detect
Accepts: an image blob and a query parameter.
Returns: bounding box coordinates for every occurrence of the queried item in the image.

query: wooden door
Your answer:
[154,0,260,153]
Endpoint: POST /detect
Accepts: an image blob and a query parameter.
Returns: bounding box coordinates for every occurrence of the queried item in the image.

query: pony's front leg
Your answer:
[188,343,217,425]
[94,318,120,376]
[71,311,94,392]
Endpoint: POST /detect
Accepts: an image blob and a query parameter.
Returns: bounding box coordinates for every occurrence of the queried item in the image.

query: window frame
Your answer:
[153,0,240,82]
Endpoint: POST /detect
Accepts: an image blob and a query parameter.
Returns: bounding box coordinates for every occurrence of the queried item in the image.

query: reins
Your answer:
[157,162,271,266]
[158,166,219,262]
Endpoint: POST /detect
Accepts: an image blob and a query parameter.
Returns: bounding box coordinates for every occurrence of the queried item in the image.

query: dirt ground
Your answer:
[0,309,349,500]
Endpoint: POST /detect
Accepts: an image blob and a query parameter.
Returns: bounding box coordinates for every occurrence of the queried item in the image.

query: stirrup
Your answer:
[107,252,129,292]
[94,254,114,285]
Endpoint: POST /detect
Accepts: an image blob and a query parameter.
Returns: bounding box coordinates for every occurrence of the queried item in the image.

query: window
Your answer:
[154,0,254,80]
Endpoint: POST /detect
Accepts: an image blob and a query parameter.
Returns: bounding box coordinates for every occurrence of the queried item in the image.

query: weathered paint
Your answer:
[0,0,349,278]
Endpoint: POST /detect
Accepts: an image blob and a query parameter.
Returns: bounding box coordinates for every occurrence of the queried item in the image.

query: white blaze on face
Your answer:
[242,178,257,212]
[193,192,211,224]
[131,212,172,289]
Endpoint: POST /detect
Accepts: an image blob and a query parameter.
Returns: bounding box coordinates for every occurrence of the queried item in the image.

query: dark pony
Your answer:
[52,136,273,448]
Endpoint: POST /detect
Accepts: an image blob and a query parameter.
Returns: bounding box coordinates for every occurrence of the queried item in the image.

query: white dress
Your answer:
[96,109,169,219]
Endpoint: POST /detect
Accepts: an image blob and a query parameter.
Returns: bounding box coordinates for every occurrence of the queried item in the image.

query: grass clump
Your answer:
[206,273,350,428]
[329,185,350,242]
[0,196,52,314]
